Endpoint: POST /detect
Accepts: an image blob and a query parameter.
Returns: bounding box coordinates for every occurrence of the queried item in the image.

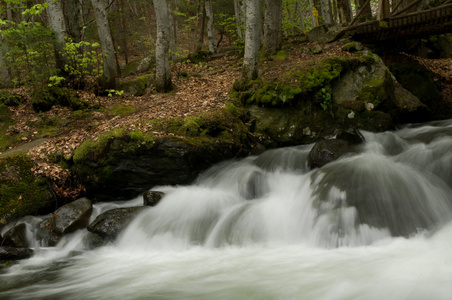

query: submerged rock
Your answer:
[143,191,165,206]
[87,206,147,242]
[307,139,352,169]
[0,246,33,260]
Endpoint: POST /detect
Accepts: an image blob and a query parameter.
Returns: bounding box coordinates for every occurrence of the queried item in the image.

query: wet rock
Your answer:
[52,197,93,235]
[336,128,365,145]
[0,246,33,260]
[143,191,165,206]
[87,206,147,242]
[307,139,355,169]
[239,171,269,200]
[1,223,28,248]
[37,198,93,246]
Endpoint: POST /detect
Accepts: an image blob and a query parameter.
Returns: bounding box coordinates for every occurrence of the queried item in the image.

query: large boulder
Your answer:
[308,139,354,169]
[0,246,33,260]
[73,106,252,201]
[1,223,28,248]
[87,207,146,242]
[118,74,154,96]
[121,56,155,77]
[0,154,55,225]
[306,25,343,43]
[37,197,92,246]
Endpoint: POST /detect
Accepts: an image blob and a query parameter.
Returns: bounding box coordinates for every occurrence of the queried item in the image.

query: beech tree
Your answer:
[337,0,352,24]
[63,0,82,43]
[153,0,172,92]
[91,0,117,89]
[263,0,282,56]
[205,0,216,53]
[46,0,68,73]
[242,0,261,81]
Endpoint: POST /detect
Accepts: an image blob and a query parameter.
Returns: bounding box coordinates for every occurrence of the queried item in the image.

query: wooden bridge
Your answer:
[344,2,452,42]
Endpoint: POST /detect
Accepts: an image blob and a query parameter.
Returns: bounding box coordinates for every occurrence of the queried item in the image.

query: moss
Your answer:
[0,154,52,224]
[110,105,138,117]
[118,74,153,96]
[151,103,249,142]
[73,127,156,164]
[357,76,388,108]
[31,87,89,112]
[270,50,289,60]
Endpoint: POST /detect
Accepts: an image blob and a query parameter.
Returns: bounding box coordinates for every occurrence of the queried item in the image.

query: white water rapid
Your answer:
[1,119,452,300]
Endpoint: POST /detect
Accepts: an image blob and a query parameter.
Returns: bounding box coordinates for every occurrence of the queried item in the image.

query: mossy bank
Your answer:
[72,104,254,201]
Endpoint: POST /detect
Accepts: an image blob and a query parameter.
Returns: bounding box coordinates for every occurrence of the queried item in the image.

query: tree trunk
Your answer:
[0,39,12,88]
[337,0,353,24]
[45,0,68,73]
[153,0,172,92]
[358,0,372,20]
[242,0,261,81]
[320,0,333,24]
[64,0,81,43]
[205,0,216,53]
[234,0,246,39]
[196,0,206,52]
[168,0,178,60]
[263,0,282,56]
[91,0,117,89]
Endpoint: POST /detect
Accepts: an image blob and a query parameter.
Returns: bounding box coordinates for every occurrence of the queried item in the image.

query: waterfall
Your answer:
[1,119,452,300]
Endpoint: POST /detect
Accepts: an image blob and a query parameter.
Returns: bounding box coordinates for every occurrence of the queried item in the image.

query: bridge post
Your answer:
[377,0,390,20]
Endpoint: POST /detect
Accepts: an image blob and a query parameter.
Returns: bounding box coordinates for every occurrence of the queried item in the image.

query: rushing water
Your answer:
[1,119,452,300]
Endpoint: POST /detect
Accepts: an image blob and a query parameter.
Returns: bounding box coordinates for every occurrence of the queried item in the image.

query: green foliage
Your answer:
[0,154,51,224]
[0,91,21,106]
[62,39,104,89]
[317,87,333,112]
[31,87,89,112]
[0,20,56,87]
[215,14,245,54]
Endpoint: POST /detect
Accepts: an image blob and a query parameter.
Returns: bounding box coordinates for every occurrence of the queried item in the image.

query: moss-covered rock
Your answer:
[31,86,89,113]
[72,105,253,201]
[121,56,155,78]
[118,74,154,96]
[0,154,54,225]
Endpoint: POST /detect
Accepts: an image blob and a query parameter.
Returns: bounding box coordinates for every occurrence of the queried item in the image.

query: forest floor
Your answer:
[1,38,451,188]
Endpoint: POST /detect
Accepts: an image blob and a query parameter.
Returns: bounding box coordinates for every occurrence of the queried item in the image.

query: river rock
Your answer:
[239,170,269,200]
[0,246,33,260]
[143,191,165,206]
[1,223,28,248]
[37,198,93,246]
[52,197,93,235]
[308,139,356,169]
[87,206,147,242]
[336,128,365,145]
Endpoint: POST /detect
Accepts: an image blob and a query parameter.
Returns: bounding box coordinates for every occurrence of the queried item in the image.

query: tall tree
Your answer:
[45,0,68,73]
[337,0,353,24]
[153,0,172,92]
[263,0,282,56]
[0,39,12,87]
[63,0,81,43]
[234,0,246,39]
[205,0,216,53]
[91,0,117,89]
[242,0,261,81]
[358,0,372,20]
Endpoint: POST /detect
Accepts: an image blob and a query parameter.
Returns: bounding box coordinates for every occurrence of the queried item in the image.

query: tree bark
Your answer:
[46,0,68,73]
[358,0,372,20]
[320,0,334,24]
[91,0,117,89]
[337,0,353,24]
[263,0,282,56]
[153,0,172,92]
[0,39,12,88]
[242,0,261,81]
[234,0,246,39]
[64,0,81,43]
[205,0,216,53]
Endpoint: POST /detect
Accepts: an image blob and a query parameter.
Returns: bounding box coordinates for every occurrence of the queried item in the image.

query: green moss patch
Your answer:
[0,154,52,224]
[110,105,138,117]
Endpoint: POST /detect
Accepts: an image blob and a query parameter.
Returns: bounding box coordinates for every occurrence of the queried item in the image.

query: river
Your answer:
[1,119,451,299]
